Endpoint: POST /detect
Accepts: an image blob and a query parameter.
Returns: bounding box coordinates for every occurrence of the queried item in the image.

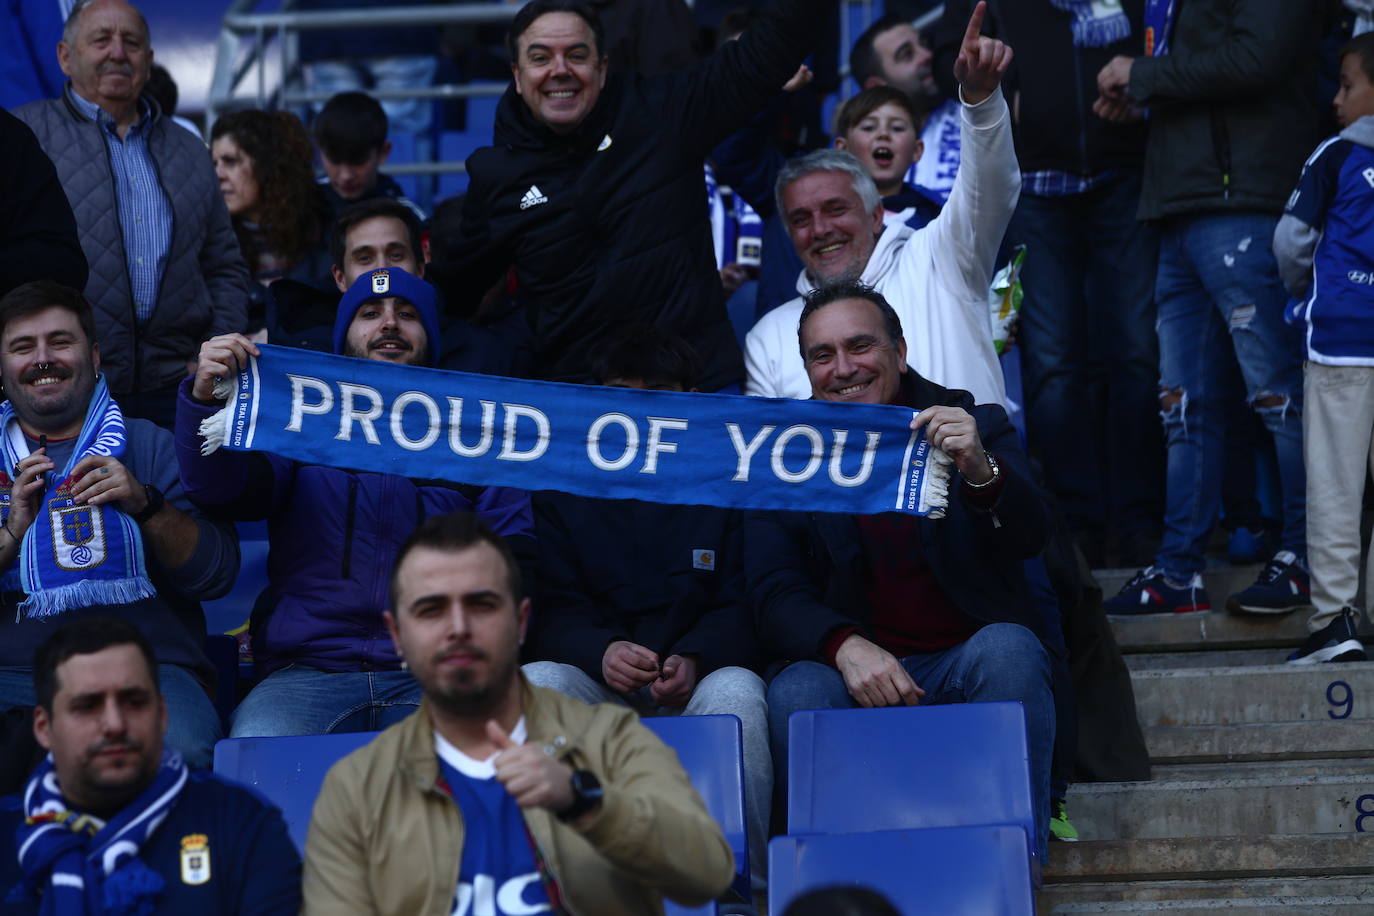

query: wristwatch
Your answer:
[557,769,604,822]
[963,451,1001,489]
[131,484,165,523]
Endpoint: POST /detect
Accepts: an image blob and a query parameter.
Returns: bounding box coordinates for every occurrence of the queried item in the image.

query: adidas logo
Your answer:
[519,185,548,210]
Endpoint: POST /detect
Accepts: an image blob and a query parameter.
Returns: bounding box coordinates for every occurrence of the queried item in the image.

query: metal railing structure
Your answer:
[206,1,945,180]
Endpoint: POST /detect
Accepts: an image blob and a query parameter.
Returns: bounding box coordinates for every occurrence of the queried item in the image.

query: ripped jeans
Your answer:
[1153,212,1306,580]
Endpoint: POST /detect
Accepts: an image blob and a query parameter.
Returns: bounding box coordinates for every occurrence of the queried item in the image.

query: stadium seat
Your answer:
[203,538,270,636]
[767,826,1035,916]
[643,715,750,916]
[786,704,1038,881]
[213,731,377,852]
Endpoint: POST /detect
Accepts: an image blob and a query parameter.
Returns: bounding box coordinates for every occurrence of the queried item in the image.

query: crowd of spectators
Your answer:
[0,0,1366,912]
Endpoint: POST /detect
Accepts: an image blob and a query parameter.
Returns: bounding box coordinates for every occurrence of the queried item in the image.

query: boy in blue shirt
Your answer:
[1273,31,1374,664]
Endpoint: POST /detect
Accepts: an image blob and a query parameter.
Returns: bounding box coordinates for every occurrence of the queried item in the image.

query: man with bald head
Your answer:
[16,0,248,429]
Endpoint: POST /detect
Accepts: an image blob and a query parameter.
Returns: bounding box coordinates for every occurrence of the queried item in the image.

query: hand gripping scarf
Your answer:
[0,375,155,617]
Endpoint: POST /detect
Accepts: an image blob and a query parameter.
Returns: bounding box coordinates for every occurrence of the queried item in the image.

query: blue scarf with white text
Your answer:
[198,346,953,517]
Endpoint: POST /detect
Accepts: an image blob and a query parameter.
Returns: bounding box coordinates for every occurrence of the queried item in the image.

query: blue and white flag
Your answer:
[199,346,952,517]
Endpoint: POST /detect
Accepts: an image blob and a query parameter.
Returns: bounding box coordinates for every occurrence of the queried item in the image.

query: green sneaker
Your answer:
[1050,799,1079,842]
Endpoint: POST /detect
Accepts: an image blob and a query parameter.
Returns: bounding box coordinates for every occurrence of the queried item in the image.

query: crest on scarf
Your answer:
[180,834,211,885]
[48,490,106,571]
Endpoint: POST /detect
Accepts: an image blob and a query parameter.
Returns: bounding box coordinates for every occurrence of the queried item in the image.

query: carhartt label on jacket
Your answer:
[520,186,548,210]
[692,549,715,571]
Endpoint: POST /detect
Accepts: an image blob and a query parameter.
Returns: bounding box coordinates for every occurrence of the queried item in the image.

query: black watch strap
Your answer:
[557,769,604,822]
[132,484,165,523]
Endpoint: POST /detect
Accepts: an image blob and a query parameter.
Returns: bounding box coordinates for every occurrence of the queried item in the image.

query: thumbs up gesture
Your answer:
[487,719,576,813]
[954,1,1013,105]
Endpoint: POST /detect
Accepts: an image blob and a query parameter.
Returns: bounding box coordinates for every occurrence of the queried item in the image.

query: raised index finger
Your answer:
[963,0,987,47]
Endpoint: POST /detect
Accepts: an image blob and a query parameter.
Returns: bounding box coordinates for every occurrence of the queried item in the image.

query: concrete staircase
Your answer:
[1040,565,1374,914]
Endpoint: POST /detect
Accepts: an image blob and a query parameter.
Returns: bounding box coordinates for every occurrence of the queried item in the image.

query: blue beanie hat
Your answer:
[333,268,442,367]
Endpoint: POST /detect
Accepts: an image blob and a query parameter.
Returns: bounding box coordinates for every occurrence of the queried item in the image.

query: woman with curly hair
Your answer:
[211,109,331,334]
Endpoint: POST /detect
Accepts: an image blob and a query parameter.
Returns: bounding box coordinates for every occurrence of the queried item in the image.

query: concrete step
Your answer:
[1065,774,1374,840]
[1042,876,1374,914]
[1045,834,1374,884]
[1154,758,1374,781]
[1107,609,1315,654]
[1038,873,1374,911]
[1147,721,1374,765]
[1130,662,1374,726]
[1127,648,1291,671]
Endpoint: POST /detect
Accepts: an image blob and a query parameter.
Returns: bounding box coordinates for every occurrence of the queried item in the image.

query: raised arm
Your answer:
[914,2,1020,299]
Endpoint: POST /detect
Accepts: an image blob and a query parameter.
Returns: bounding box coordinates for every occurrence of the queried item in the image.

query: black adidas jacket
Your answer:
[442,0,831,390]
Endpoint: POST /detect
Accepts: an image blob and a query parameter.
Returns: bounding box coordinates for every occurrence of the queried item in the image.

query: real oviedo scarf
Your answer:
[0,375,154,617]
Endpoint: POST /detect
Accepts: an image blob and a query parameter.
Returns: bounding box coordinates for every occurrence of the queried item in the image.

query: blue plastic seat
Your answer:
[213,731,377,852]
[768,826,1035,916]
[215,714,749,911]
[787,704,1038,880]
[642,715,750,914]
[203,538,270,636]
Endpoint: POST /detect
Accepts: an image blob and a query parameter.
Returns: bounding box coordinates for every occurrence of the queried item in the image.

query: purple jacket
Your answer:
[173,379,534,674]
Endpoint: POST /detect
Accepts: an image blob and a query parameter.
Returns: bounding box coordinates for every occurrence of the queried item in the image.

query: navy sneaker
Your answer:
[1286,609,1367,664]
[1104,567,1211,616]
[1226,551,1312,615]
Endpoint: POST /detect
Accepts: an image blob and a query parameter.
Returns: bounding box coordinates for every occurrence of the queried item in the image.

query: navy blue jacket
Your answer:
[528,494,759,678]
[0,771,300,915]
[1276,117,1374,365]
[746,371,1051,663]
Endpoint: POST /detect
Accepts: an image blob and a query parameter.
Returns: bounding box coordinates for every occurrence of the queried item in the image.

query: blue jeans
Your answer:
[229,665,420,737]
[1153,212,1306,578]
[0,664,222,769]
[765,623,1055,861]
[1009,172,1162,538]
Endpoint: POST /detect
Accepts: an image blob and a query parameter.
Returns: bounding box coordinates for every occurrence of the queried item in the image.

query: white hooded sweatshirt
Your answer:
[743,86,1019,408]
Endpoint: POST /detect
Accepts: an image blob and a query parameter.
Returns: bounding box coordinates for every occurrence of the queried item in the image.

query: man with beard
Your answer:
[303,512,733,916]
[0,617,300,914]
[174,269,534,740]
[0,281,239,770]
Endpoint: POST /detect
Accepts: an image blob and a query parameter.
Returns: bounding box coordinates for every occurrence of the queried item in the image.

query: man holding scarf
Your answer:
[0,281,239,770]
[175,268,534,739]
[0,616,300,914]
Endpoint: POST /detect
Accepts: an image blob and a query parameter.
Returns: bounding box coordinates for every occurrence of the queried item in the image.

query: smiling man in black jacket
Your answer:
[746,282,1056,859]
[440,0,831,391]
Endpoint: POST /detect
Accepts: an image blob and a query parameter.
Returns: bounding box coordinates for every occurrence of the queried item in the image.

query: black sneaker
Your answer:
[1227,551,1312,615]
[1286,609,1367,664]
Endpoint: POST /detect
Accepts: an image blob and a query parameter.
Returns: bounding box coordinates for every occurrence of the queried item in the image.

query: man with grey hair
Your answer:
[15,0,248,429]
[743,1,1019,406]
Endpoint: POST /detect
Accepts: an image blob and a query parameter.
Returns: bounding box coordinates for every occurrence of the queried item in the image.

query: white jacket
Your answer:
[743,86,1019,408]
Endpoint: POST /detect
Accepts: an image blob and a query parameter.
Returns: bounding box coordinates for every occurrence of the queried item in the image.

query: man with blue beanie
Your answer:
[173,269,535,739]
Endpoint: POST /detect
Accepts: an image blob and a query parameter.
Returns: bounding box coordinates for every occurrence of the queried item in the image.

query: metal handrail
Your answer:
[206,1,935,180]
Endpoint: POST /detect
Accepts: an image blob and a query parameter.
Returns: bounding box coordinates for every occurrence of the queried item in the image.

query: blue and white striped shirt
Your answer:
[69,90,172,325]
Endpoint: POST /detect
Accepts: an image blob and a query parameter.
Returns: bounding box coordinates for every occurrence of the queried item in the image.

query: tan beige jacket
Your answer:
[301,676,735,915]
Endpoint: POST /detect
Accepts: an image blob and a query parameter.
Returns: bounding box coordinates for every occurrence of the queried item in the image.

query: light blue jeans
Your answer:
[0,663,222,770]
[765,623,1055,861]
[522,661,771,893]
[229,665,421,738]
[1153,212,1306,579]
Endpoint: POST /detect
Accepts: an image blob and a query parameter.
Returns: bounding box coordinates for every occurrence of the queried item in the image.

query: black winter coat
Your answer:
[446,0,830,390]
